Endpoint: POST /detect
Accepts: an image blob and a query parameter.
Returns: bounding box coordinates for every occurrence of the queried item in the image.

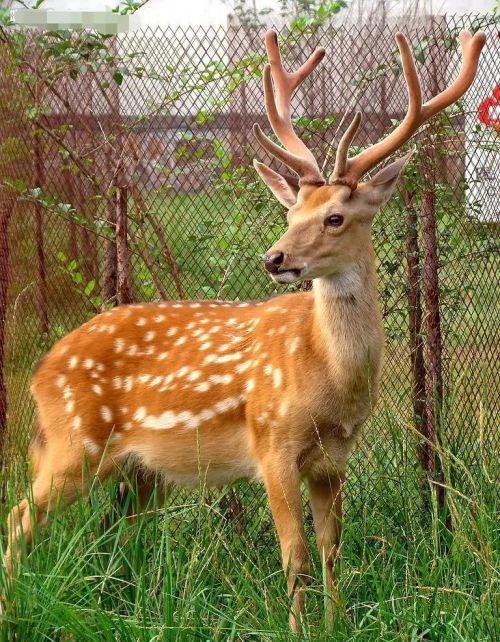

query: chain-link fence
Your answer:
[0,15,498,539]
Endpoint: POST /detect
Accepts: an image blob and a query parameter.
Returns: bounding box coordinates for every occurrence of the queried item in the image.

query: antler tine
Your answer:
[421,30,486,119]
[331,112,362,182]
[336,30,486,186]
[254,29,326,186]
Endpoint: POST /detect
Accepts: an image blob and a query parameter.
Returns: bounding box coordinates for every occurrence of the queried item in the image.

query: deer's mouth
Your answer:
[272,268,302,284]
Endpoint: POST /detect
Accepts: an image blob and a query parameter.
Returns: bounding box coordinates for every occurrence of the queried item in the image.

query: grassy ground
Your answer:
[0,405,498,642]
[2,187,498,640]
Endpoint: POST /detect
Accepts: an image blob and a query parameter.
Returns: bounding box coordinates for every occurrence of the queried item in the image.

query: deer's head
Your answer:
[254,30,485,284]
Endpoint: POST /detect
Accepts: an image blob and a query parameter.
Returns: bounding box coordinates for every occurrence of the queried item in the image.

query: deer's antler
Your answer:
[331,30,486,189]
[253,30,326,186]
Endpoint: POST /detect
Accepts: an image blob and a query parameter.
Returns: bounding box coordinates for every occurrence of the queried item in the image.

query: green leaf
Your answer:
[84,280,96,296]
[113,71,123,85]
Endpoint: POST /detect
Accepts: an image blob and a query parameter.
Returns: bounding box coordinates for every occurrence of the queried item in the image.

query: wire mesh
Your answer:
[0,15,498,542]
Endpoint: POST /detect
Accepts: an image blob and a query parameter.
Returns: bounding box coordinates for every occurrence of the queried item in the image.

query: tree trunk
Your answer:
[33,130,49,335]
[0,194,14,472]
[116,187,133,305]
[404,191,428,478]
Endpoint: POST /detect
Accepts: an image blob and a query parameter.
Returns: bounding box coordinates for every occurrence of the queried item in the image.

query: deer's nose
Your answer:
[263,252,284,274]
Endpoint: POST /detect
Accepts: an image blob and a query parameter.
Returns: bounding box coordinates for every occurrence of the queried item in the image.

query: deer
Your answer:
[3,28,485,631]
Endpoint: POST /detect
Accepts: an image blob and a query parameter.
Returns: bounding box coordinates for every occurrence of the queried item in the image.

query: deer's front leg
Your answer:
[307,471,344,626]
[262,458,310,633]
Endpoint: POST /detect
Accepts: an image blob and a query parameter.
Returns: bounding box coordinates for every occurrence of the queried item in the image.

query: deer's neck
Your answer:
[311,256,384,388]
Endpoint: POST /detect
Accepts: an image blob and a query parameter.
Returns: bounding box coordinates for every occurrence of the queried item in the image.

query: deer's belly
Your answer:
[123,421,261,487]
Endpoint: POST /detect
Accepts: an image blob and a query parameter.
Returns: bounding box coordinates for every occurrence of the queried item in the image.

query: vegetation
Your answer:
[0,414,497,641]
[0,11,497,642]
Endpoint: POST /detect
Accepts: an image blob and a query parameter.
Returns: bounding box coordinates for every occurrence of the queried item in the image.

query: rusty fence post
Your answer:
[116,186,133,305]
[404,190,429,478]
[0,194,13,477]
[420,151,446,517]
[33,128,49,336]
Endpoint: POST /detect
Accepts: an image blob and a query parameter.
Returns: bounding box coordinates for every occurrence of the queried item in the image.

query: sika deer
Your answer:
[4,29,485,630]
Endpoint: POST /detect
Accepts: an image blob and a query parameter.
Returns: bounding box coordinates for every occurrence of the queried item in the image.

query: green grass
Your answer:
[0,407,498,642]
[2,184,498,640]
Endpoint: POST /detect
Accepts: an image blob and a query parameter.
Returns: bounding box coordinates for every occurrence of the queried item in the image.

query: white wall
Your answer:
[8,0,495,28]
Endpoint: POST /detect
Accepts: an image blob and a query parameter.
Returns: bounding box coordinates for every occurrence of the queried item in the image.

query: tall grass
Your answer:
[0,408,498,642]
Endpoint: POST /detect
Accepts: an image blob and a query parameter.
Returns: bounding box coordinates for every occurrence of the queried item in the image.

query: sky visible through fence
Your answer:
[0,15,498,539]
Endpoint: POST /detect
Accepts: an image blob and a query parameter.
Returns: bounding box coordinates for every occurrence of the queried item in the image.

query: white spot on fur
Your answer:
[136,317,147,326]
[188,370,201,381]
[113,376,122,390]
[166,327,178,337]
[92,384,103,396]
[68,356,78,369]
[149,376,163,387]
[134,407,147,421]
[213,395,243,414]
[214,352,242,364]
[208,374,233,385]
[65,400,75,413]
[100,406,113,423]
[142,410,179,430]
[174,337,186,346]
[190,303,201,308]
[72,416,81,430]
[289,337,300,354]
[56,375,66,388]
[154,315,166,323]
[144,331,156,342]
[263,364,272,376]
[83,358,94,369]
[63,386,73,400]
[83,438,100,455]
[127,344,138,356]
[235,360,252,374]
[138,374,151,384]
[273,368,282,388]
[198,408,216,422]
[199,342,212,351]
[246,378,255,392]
[124,376,133,392]
[194,382,210,393]
[157,352,168,360]
[278,399,288,417]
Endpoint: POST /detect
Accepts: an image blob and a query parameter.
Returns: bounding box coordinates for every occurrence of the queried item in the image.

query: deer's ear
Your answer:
[253,160,299,208]
[356,149,414,207]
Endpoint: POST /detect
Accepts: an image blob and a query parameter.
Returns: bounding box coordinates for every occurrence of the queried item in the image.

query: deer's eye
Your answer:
[325,214,344,228]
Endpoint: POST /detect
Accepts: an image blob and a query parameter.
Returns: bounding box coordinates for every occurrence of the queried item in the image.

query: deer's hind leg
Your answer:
[4,427,114,582]
[105,467,172,528]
